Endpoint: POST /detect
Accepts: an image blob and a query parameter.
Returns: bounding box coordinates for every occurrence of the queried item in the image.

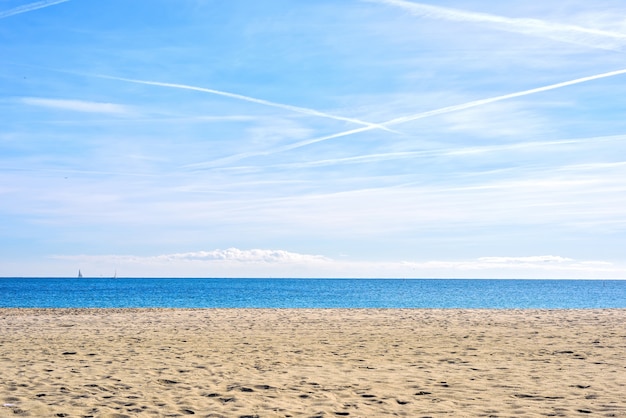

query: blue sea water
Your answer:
[0,278,624,308]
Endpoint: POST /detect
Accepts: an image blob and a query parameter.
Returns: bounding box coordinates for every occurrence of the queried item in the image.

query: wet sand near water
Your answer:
[1,308,625,417]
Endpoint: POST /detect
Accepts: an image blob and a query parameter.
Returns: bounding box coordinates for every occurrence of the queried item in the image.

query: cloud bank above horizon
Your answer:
[44,248,625,279]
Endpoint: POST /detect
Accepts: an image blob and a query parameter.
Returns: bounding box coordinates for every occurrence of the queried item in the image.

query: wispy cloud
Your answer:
[369,0,626,51]
[20,97,133,115]
[238,134,626,169]
[478,255,573,264]
[188,67,626,167]
[185,126,373,169]
[0,0,70,19]
[400,257,623,278]
[96,75,396,133]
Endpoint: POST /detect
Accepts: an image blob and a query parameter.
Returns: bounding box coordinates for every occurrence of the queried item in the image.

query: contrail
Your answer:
[97,74,397,133]
[369,0,626,52]
[0,0,70,19]
[188,67,626,168]
[382,68,626,127]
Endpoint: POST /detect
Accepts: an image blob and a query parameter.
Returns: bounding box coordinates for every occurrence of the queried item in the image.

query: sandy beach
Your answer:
[1,309,624,417]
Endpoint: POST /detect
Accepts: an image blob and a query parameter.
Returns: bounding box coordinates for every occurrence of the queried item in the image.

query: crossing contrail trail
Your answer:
[187,67,626,168]
[97,75,397,133]
[0,0,70,19]
[280,67,626,149]
[369,0,626,52]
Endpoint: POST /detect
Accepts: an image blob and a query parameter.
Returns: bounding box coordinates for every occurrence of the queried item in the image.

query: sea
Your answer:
[0,278,624,309]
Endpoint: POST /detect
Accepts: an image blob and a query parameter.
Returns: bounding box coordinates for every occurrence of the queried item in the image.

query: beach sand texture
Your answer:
[0,309,625,417]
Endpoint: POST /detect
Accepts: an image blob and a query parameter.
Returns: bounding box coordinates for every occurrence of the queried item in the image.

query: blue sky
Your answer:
[1,0,626,278]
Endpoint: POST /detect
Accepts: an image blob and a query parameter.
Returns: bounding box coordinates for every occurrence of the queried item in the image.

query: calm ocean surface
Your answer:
[1,278,625,308]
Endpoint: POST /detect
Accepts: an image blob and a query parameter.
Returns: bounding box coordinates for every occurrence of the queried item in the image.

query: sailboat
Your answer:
[78,269,83,278]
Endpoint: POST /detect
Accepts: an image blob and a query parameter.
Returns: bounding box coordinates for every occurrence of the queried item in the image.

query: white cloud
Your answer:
[20,97,133,115]
[441,102,548,139]
[152,248,330,263]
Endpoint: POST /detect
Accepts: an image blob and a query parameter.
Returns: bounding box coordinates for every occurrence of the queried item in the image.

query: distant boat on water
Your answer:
[76,269,117,278]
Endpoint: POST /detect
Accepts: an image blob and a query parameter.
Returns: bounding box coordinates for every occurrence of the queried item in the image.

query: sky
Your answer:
[1,0,626,278]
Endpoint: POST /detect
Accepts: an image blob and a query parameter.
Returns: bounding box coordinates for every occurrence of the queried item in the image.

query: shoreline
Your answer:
[2,309,625,417]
